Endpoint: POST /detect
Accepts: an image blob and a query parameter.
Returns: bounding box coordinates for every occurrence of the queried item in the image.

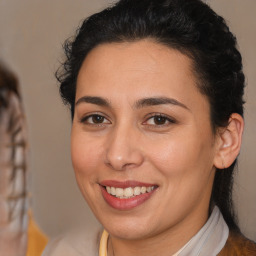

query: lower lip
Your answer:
[100,186,156,210]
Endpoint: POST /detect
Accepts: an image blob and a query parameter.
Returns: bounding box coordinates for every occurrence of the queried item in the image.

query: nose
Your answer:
[104,125,144,171]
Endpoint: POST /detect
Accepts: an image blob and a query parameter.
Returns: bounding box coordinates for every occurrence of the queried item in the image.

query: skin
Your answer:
[71,40,242,256]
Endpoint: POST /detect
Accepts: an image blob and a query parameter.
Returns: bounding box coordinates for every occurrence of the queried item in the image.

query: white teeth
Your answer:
[105,185,155,198]
[124,187,133,197]
[115,188,124,197]
[147,186,153,193]
[110,187,116,196]
[141,186,147,193]
[134,186,141,196]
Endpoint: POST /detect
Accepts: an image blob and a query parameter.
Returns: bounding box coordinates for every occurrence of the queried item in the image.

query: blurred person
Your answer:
[0,61,48,256]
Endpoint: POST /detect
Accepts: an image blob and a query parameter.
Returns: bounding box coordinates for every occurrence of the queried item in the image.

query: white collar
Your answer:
[178,206,229,256]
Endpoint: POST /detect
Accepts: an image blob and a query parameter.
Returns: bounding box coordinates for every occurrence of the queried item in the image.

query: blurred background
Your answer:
[0,0,255,241]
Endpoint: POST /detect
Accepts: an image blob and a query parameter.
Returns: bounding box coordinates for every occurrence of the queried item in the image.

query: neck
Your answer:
[108,234,181,256]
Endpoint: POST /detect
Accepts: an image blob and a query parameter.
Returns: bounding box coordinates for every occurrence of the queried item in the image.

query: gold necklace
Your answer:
[99,229,109,256]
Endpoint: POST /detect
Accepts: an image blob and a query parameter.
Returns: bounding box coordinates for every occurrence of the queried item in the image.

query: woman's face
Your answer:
[71,40,218,241]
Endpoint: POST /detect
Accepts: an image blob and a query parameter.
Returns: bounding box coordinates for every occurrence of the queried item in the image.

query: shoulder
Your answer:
[219,231,256,256]
[42,227,102,256]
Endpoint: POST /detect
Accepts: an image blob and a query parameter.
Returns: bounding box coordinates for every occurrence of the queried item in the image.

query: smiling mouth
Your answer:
[100,181,158,210]
[104,186,156,199]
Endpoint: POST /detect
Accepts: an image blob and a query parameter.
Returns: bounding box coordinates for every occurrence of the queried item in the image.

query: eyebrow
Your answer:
[135,97,190,111]
[75,96,110,107]
[75,96,189,111]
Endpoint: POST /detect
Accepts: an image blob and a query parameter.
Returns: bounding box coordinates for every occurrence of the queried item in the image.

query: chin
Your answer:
[107,226,151,240]
[99,214,158,240]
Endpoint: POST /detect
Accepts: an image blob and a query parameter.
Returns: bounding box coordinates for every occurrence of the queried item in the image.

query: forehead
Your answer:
[76,40,209,112]
[78,40,195,81]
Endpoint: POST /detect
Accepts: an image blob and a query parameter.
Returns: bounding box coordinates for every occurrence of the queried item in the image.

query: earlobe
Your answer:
[213,113,244,169]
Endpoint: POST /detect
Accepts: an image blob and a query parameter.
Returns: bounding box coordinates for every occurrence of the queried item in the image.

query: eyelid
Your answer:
[80,112,111,125]
[143,113,176,125]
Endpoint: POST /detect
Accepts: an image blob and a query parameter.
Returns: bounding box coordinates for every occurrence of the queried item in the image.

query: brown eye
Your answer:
[92,115,105,123]
[144,114,175,126]
[153,116,168,125]
[81,114,110,125]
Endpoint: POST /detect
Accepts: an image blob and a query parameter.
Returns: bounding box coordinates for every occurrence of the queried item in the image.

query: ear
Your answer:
[213,113,244,169]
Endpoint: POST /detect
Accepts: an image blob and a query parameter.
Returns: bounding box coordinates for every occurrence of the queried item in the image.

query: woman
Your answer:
[44,0,256,255]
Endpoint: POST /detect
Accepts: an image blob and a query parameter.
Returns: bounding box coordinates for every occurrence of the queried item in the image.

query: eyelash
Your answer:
[80,112,176,128]
[144,113,176,127]
[80,113,111,126]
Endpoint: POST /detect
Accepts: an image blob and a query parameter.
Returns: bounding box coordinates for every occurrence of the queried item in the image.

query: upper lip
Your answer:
[100,180,157,188]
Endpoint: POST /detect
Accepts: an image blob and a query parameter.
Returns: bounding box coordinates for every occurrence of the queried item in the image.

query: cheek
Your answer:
[147,131,214,180]
[70,132,105,209]
[147,134,215,216]
[71,131,102,181]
